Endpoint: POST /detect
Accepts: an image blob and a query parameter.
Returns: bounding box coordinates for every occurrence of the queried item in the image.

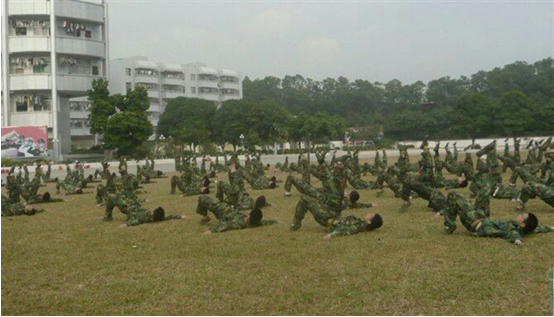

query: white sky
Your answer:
[108,0,554,84]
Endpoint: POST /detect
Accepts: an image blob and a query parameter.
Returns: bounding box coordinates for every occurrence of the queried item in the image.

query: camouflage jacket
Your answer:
[327,216,367,238]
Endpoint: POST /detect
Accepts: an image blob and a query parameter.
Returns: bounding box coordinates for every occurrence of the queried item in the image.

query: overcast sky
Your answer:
[108,0,554,84]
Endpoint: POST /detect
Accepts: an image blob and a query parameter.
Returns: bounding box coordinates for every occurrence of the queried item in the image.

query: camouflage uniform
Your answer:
[327,216,370,238]
[291,195,342,228]
[170,175,205,196]
[442,192,552,243]
[196,195,235,220]
[1,196,44,217]
[291,195,370,238]
[216,180,253,210]
[491,184,518,200]
[126,201,180,227]
[519,182,554,208]
[103,192,134,220]
[509,165,540,185]
[208,209,276,234]
[404,178,447,212]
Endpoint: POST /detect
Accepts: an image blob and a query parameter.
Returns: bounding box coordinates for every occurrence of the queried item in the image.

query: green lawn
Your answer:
[2,163,553,315]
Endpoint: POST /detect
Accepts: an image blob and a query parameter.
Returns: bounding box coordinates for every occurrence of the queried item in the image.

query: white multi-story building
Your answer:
[109,56,242,128]
[1,0,109,158]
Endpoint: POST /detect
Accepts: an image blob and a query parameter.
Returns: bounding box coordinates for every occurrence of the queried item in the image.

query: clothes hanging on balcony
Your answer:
[62,21,86,37]
[59,56,77,66]
[11,20,50,28]
[10,57,49,67]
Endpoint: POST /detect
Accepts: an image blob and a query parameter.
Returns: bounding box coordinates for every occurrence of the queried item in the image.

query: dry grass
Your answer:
[2,159,553,315]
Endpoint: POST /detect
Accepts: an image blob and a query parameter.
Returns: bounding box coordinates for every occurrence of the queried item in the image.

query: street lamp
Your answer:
[240,134,245,150]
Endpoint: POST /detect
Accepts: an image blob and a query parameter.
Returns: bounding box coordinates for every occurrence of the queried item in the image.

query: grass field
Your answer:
[2,159,553,315]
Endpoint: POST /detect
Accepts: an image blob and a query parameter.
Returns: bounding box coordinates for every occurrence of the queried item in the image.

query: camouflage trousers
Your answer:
[519,182,554,207]
[509,166,539,185]
[285,175,325,201]
[216,181,253,210]
[196,195,231,220]
[349,176,371,190]
[474,181,493,217]
[171,175,203,196]
[292,195,339,228]
[491,184,518,200]
[404,179,446,212]
[104,193,130,220]
[443,198,486,233]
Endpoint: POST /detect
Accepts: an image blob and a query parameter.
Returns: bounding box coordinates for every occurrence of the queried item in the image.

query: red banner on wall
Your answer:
[1,126,48,158]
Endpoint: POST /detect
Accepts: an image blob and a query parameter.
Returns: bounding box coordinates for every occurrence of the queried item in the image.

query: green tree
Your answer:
[496,90,534,137]
[103,86,153,158]
[301,112,345,148]
[87,79,115,135]
[449,92,493,141]
[157,97,216,151]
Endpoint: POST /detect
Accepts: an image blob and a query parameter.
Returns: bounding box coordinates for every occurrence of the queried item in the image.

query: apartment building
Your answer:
[1,0,109,158]
[109,56,242,128]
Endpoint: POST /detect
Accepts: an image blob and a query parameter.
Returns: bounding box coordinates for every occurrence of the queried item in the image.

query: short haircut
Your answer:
[249,208,263,226]
[270,176,276,182]
[75,188,84,194]
[152,207,165,222]
[366,214,383,231]
[522,213,538,234]
[255,195,266,209]
[88,175,93,181]
[458,179,468,188]
[42,192,51,202]
[349,190,360,203]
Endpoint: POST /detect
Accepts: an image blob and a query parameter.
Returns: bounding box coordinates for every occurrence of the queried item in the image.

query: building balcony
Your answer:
[198,80,219,88]
[145,90,160,99]
[221,94,242,101]
[198,92,220,102]
[162,91,185,99]
[160,77,185,86]
[219,81,241,89]
[134,75,159,84]
[70,127,92,136]
[56,74,101,95]
[10,112,52,128]
[70,111,89,119]
[55,37,106,58]
[10,74,52,91]
[8,0,51,16]
[9,36,51,53]
[54,0,104,23]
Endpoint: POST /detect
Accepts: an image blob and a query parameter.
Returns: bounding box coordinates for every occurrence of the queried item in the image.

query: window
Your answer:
[15,27,27,36]
[191,87,196,94]
[190,74,196,81]
[92,66,99,76]
[16,101,28,112]
[125,68,131,76]
[85,30,91,38]
[126,83,132,92]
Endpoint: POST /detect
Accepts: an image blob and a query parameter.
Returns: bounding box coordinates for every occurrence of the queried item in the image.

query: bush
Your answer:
[1,158,13,167]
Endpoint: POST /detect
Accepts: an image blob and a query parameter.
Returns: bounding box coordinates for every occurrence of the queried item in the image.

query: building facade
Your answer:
[109,56,242,129]
[1,0,109,158]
